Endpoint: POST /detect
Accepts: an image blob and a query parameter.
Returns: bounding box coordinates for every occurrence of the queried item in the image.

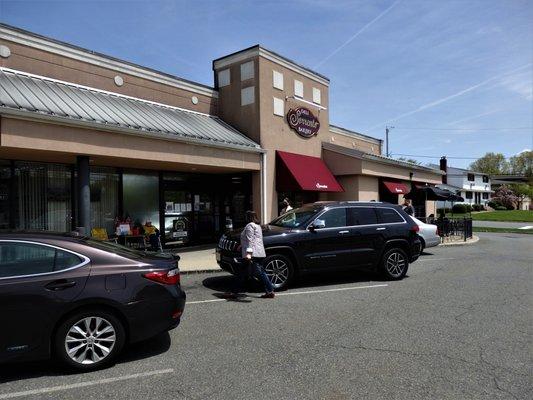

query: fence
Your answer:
[427,217,473,242]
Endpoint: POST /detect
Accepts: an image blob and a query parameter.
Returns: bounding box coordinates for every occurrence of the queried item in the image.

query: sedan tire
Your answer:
[379,248,409,280]
[54,309,125,370]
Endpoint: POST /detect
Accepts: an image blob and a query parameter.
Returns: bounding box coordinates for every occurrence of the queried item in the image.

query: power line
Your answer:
[391,153,480,160]
[393,127,532,131]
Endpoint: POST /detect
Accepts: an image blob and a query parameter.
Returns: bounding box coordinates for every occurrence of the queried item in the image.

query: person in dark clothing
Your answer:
[403,199,415,216]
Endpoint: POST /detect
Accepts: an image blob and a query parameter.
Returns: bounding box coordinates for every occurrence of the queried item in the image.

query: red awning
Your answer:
[383,181,409,194]
[276,151,343,192]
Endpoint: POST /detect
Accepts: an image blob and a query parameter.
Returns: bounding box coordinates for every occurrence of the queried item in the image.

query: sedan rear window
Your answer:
[0,242,83,278]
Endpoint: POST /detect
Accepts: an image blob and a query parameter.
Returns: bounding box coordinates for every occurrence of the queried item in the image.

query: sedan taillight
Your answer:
[410,224,420,233]
[143,268,180,285]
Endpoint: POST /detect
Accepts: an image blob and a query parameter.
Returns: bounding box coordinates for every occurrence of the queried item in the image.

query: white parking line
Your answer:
[0,369,174,399]
[418,258,456,261]
[187,283,388,304]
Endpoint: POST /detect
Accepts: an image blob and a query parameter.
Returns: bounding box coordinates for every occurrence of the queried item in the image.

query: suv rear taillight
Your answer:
[410,224,420,233]
[143,268,180,285]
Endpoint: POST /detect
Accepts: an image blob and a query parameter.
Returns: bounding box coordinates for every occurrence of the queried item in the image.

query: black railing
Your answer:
[427,217,473,242]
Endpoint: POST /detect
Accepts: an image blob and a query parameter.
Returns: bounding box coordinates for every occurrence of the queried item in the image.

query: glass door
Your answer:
[163,189,192,246]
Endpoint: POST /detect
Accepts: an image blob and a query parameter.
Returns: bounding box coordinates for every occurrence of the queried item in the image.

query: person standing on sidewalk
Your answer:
[403,199,415,216]
[228,211,275,299]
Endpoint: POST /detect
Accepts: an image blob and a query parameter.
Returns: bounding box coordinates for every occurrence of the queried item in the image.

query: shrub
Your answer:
[465,204,473,212]
[437,207,451,214]
[487,200,502,209]
[472,204,486,211]
[495,206,507,211]
[452,204,468,213]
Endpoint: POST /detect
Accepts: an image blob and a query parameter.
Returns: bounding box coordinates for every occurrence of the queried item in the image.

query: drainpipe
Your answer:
[261,151,268,224]
[76,155,90,235]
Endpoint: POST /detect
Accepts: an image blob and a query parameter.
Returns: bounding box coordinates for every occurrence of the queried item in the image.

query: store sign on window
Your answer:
[286,107,320,138]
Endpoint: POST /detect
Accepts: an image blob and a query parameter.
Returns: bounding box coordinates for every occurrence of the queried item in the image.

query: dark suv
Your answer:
[216,202,421,290]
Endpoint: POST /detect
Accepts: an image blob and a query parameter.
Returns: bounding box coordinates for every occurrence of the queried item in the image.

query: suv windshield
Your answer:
[269,206,321,228]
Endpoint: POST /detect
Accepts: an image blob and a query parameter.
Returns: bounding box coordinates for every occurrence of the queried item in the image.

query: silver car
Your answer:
[410,216,440,251]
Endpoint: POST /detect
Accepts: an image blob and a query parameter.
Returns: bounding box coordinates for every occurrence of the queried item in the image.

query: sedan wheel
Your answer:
[65,317,116,365]
[55,309,125,370]
[263,255,293,290]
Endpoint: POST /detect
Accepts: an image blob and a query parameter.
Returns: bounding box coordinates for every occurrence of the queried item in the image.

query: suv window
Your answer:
[347,207,378,225]
[376,208,404,224]
[316,208,346,228]
[270,206,321,228]
[0,242,83,278]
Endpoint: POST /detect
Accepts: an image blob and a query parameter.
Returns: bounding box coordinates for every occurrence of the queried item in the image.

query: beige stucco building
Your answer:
[0,24,442,246]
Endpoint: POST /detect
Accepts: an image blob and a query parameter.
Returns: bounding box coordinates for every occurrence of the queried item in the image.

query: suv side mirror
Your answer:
[309,219,326,231]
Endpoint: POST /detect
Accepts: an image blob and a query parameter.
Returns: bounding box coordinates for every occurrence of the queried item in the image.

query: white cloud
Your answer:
[517,148,531,154]
[499,71,533,101]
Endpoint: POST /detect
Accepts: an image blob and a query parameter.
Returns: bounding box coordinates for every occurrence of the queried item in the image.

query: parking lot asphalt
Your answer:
[0,232,531,400]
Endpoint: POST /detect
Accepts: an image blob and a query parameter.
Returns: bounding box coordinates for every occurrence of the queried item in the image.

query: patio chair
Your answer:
[90,228,118,243]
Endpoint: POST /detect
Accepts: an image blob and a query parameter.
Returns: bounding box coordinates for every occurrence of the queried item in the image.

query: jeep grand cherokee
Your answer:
[216,201,421,290]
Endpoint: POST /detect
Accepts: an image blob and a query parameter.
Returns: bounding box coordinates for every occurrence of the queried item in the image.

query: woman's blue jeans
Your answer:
[232,257,274,294]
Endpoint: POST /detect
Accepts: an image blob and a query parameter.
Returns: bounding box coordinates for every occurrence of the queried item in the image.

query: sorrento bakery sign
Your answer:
[286,107,320,138]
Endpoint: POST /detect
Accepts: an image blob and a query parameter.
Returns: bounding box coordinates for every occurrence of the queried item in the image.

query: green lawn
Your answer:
[471,210,533,222]
[473,227,533,234]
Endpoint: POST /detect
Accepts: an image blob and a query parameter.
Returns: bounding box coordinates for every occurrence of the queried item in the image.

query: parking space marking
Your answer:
[187,283,388,304]
[418,258,456,261]
[0,369,174,399]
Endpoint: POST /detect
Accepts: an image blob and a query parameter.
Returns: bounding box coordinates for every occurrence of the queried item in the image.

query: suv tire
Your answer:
[379,248,409,280]
[263,254,294,291]
[54,308,125,370]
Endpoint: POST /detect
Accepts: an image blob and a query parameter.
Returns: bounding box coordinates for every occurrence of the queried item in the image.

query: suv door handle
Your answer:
[45,279,76,291]
[338,230,350,235]
[376,227,387,231]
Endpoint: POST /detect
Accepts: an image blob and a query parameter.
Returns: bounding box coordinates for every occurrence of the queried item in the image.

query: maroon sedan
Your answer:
[0,232,185,370]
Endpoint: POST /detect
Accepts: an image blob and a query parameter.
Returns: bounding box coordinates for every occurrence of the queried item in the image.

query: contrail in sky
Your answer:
[313,0,402,69]
[366,62,533,131]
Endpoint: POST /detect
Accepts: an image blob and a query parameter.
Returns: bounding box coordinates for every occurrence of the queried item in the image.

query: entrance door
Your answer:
[475,192,481,205]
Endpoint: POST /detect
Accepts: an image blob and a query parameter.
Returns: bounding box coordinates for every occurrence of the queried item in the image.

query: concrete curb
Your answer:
[180,268,223,275]
[439,235,479,246]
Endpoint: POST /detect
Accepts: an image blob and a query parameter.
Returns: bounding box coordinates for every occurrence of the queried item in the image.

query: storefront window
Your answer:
[122,171,159,229]
[0,161,11,230]
[14,162,72,232]
[90,167,119,235]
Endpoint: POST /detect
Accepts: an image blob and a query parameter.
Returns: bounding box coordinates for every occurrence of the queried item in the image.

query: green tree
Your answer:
[469,152,509,174]
[508,151,533,177]
[397,157,421,165]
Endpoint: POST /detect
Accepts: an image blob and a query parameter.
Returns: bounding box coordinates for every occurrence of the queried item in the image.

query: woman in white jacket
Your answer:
[229,211,274,299]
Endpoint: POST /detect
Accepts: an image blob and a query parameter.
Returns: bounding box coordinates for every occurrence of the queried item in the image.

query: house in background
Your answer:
[431,157,492,207]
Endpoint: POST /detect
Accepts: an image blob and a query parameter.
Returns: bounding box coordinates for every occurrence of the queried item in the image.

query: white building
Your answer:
[432,157,492,207]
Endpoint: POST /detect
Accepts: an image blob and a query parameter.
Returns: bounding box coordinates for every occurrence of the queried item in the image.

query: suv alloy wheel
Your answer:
[379,248,409,280]
[55,309,125,370]
[263,254,293,291]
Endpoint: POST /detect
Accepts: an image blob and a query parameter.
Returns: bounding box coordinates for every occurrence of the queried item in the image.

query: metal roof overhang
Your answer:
[0,68,263,154]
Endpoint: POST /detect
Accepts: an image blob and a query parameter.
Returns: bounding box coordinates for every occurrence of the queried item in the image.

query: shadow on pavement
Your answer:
[0,332,171,384]
[202,268,381,296]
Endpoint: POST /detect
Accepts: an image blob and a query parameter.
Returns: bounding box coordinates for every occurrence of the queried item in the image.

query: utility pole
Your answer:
[385,126,394,157]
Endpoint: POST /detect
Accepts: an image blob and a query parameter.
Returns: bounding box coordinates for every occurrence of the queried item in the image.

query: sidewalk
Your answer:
[473,220,533,230]
[177,244,222,273]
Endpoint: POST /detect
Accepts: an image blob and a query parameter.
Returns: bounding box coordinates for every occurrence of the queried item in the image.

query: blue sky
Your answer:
[1,0,531,168]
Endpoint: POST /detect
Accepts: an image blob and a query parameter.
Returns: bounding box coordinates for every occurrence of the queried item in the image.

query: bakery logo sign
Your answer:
[286,107,320,138]
[316,183,328,190]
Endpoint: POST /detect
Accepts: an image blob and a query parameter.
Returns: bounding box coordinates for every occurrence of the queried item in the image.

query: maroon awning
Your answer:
[276,151,343,192]
[383,181,409,194]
